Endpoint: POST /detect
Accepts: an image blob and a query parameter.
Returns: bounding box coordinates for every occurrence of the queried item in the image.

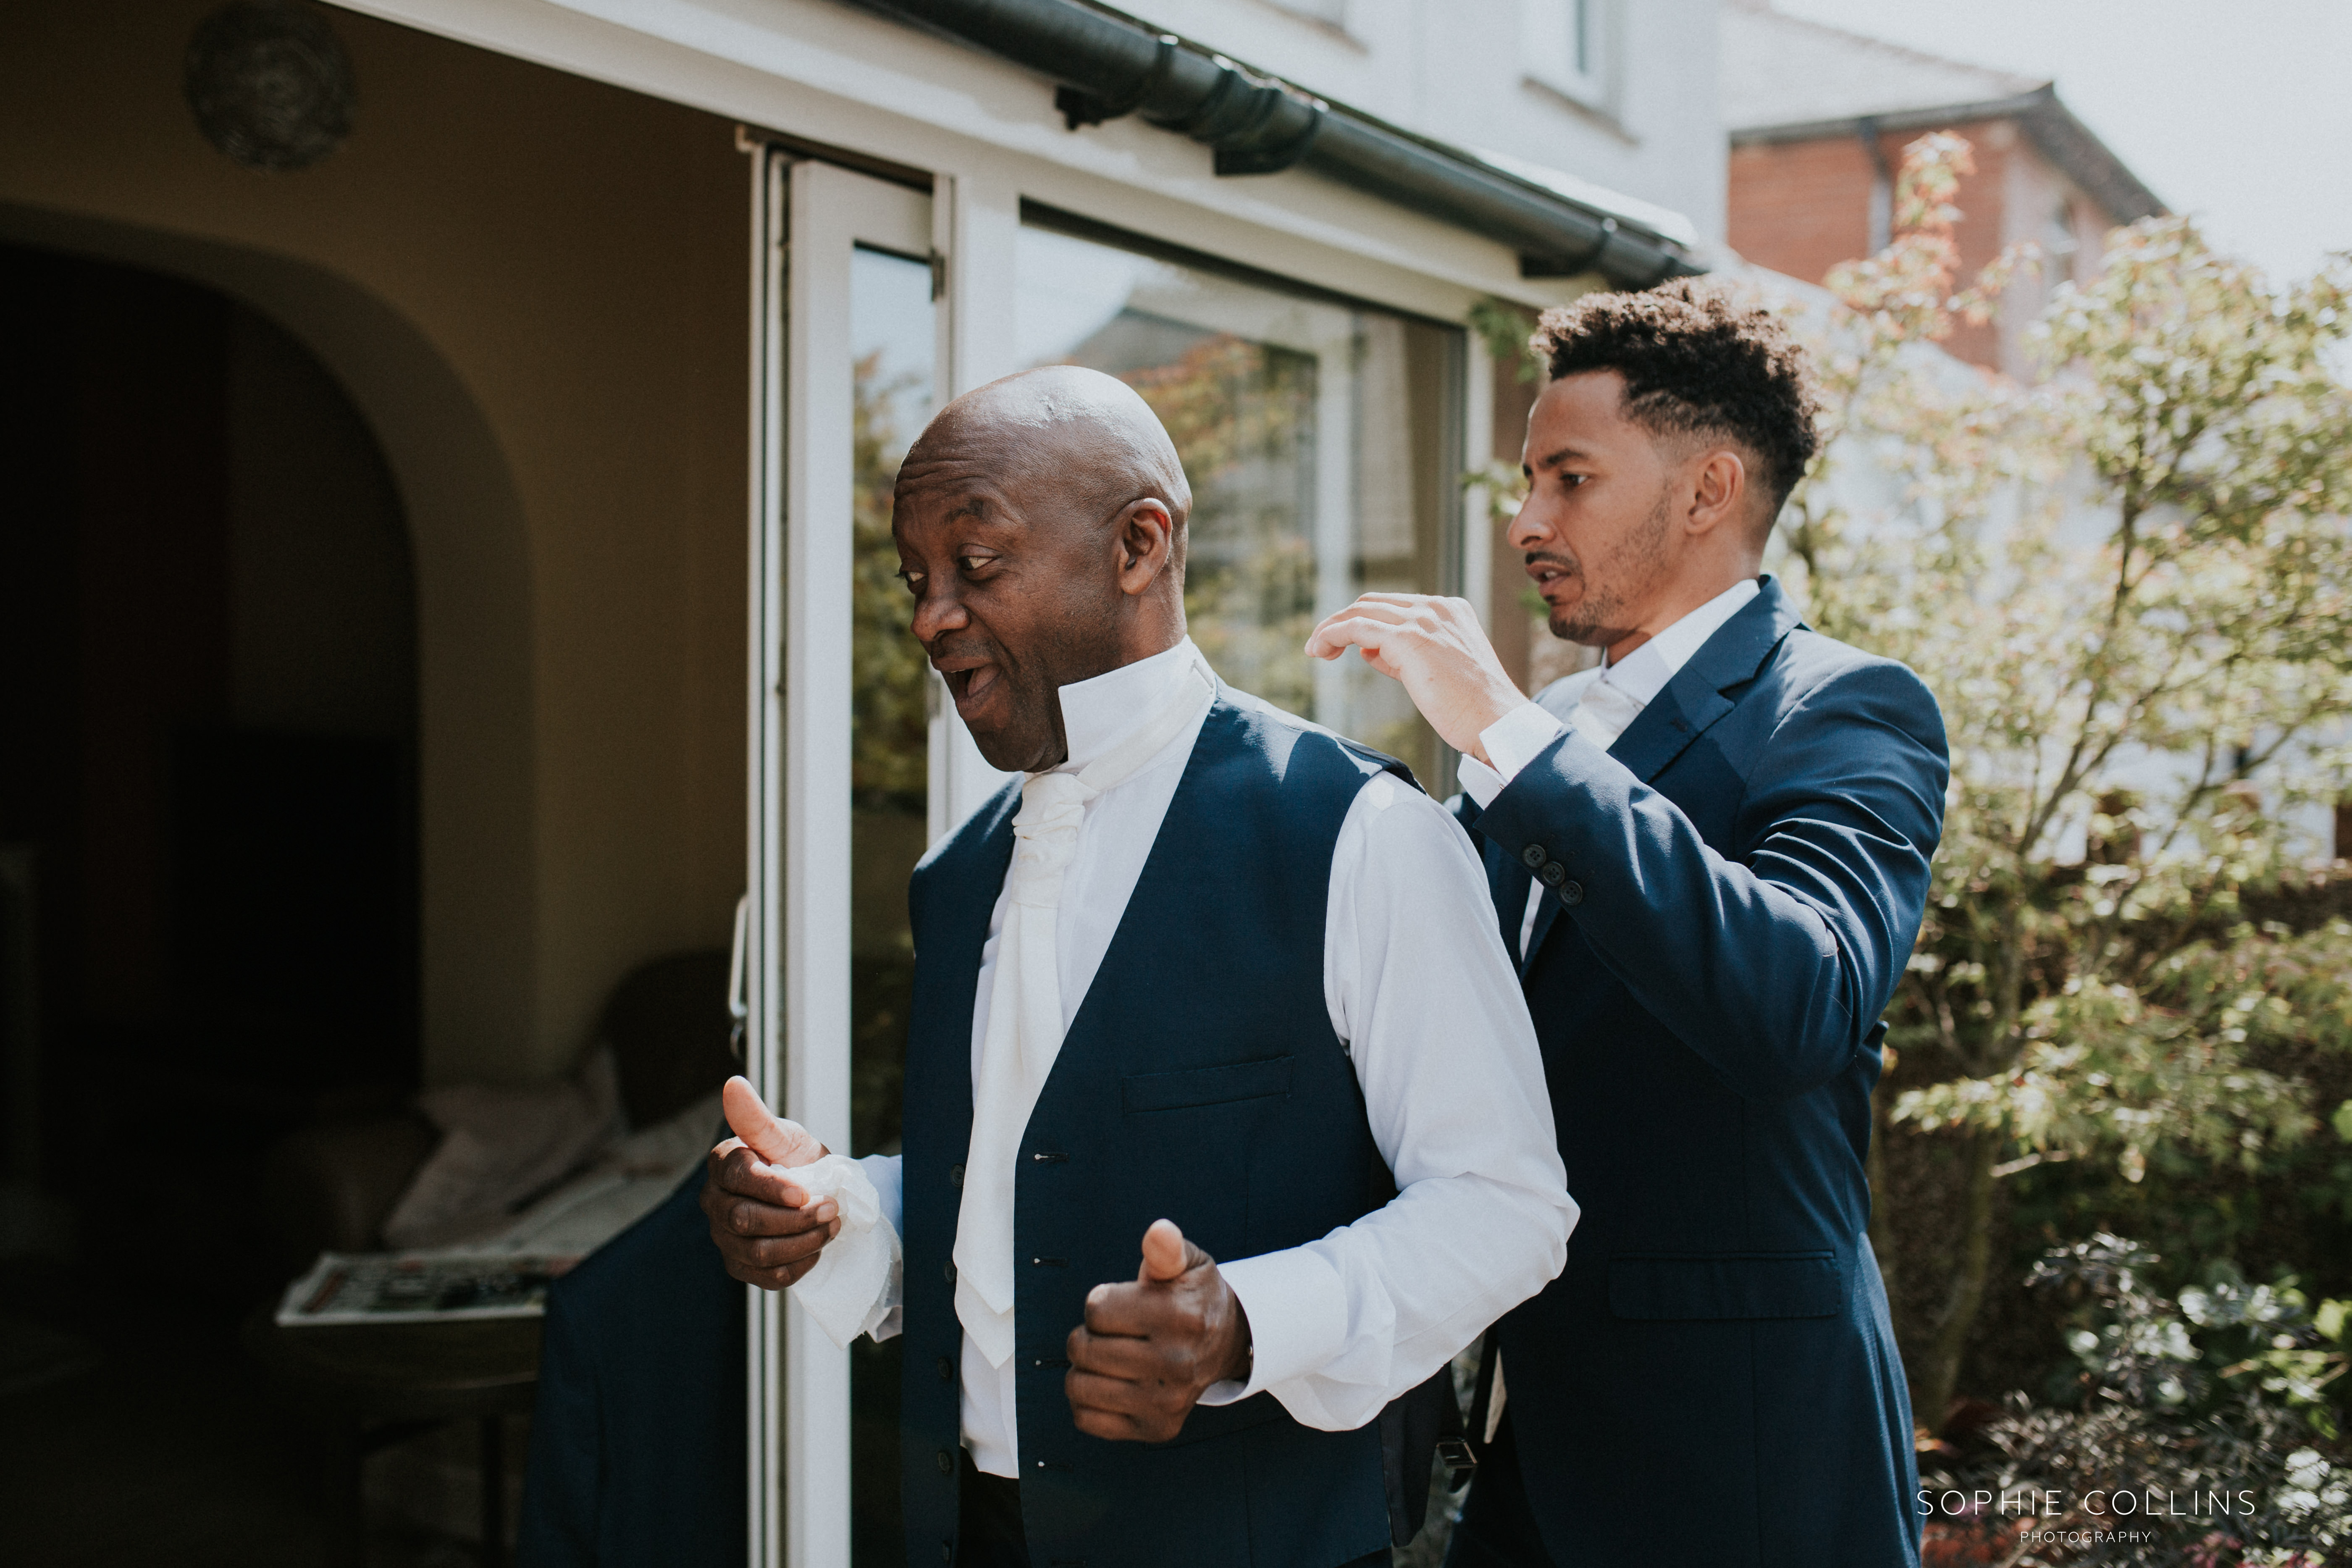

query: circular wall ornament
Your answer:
[184,1,356,172]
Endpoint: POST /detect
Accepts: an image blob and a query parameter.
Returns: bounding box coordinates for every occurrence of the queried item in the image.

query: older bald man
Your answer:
[702,367,1573,1568]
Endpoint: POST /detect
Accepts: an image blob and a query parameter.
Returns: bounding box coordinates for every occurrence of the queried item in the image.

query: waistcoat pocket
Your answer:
[1122,1055,1294,1114]
[1607,1250,1841,1320]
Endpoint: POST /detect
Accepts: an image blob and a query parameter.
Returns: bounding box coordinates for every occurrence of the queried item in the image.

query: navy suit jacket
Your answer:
[517,1169,745,1568]
[1457,577,1943,1568]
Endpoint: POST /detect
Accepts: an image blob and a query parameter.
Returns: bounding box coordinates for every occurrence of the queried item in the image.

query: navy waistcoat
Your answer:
[897,692,1409,1568]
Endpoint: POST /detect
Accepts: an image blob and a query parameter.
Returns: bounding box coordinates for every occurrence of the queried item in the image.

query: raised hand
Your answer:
[700,1075,841,1291]
[1064,1219,1252,1443]
[1304,593,1529,761]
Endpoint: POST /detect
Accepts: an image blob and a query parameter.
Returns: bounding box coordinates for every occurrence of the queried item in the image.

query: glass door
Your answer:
[1015,215,1466,790]
[747,147,940,1568]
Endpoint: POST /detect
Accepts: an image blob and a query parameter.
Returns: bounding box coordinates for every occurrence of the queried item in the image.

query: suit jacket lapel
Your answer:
[1604,581,1798,784]
[1518,578,1803,972]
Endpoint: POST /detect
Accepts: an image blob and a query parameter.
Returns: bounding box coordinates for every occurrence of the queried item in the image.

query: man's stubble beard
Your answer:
[1547,486,1674,648]
[962,605,1126,772]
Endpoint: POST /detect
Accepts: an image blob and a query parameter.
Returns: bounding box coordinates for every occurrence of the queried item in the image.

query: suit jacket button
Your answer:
[1559,879,1584,906]
[1520,843,1547,869]
[949,1163,964,1188]
[940,1546,952,1564]
[943,1261,957,1284]
[935,1449,955,1475]
[1538,861,1567,887]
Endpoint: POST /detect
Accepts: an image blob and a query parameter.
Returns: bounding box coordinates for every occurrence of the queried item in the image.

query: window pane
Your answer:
[1015,223,1462,790]
[847,241,933,1568]
[848,243,932,1166]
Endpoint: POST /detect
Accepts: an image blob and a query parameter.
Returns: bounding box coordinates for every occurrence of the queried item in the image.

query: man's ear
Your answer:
[1115,498,1177,597]
[1685,448,1749,538]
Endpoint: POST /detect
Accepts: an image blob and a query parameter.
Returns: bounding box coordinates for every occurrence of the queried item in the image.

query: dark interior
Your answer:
[0,241,438,1563]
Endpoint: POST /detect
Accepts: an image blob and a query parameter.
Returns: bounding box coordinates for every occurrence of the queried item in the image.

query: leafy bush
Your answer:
[1775,127,2352,1432]
[1922,1236,2352,1566]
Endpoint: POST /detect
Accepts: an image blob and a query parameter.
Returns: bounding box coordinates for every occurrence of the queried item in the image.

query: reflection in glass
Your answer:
[847,241,932,1568]
[1016,222,1463,789]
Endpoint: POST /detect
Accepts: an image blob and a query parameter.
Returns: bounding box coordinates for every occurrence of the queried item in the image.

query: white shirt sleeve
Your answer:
[1198,772,1577,1429]
[1458,702,1570,809]
[850,1152,905,1341]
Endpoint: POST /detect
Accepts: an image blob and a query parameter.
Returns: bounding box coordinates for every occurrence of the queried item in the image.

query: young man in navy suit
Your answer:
[1310,282,1945,1567]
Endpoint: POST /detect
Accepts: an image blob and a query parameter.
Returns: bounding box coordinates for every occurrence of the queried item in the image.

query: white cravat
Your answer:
[950,652,1218,1371]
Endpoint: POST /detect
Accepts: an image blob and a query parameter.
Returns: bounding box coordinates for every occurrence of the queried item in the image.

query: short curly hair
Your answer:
[1532,280,1821,519]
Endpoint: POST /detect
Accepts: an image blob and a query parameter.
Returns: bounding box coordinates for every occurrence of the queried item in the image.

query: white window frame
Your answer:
[1521,0,1616,113]
[747,147,956,1568]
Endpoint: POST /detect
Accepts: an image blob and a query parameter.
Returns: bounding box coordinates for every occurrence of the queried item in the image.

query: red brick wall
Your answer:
[1927,118,2011,370]
[1728,118,2017,371]
[1727,136,1877,291]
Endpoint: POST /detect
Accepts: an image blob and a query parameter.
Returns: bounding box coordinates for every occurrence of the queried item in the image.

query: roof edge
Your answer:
[1731,84,2166,224]
[843,0,1704,286]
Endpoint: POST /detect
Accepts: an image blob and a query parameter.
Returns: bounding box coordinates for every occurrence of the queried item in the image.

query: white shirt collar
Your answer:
[1052,636,1211,772]
[1597,577,1761,708]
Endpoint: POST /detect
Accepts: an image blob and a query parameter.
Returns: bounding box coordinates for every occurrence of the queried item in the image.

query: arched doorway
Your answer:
[0,236,421,1230]
[0,201,545,1093]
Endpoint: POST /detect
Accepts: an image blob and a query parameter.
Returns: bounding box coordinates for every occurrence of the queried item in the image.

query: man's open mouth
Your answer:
[936,660,999,705]
[1526,558,1576,594]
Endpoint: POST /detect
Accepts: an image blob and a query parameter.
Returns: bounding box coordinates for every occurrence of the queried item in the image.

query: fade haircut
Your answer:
[1532,280,1822,520]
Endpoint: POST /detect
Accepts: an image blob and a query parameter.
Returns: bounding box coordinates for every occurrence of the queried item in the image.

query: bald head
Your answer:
[898,364,1192,548]
[889,365,1194,772]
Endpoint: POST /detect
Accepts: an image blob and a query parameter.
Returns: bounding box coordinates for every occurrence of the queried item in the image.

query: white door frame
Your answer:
[746,147,937,1568]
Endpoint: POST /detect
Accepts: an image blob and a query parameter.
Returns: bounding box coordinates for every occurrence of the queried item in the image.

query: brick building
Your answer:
[1721,0,2164,375]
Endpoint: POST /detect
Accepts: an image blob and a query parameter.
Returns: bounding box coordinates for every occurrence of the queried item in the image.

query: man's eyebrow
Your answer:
[1526,444,1593,474]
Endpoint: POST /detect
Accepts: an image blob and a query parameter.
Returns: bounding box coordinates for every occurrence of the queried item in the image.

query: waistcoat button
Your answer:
[949,1163,964,1187]
[937,1355,954,1382]
[943,1261,957,1284]
[934,1449,954,1475]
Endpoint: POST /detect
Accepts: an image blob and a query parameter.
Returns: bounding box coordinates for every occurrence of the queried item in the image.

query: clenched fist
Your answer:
[700,1076,840,1291]
[1064,1219,1253,1443]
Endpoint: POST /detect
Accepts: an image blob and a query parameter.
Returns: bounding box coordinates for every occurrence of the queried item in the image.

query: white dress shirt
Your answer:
[1457,577,1762,959]
[846,637,1575,1476]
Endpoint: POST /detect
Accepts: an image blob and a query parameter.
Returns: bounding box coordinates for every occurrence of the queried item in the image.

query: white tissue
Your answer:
[781,1154,900,1350]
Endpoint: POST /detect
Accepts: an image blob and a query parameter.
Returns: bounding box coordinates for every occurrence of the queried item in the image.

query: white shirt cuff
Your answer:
[1457,754,1507,809]
[858,1152,904,1238]
[1482,702,1569,788]
[1462,702,1567,807]
[853,1153,905,1342]
[1197,1246,1351,1405]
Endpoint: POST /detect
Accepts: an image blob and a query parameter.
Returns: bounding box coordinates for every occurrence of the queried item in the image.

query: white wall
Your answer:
[1129,0,1727,246]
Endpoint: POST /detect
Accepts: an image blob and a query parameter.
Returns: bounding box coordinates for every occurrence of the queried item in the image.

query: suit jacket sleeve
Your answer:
[1468,659,1948,1099]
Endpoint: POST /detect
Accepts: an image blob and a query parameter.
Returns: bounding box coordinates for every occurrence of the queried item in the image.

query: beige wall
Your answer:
[0,0,751,1084]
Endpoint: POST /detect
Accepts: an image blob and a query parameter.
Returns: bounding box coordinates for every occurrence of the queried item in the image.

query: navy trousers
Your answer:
[954,1448,1393,1568]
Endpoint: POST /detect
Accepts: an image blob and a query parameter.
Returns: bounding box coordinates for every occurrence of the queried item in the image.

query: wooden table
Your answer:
[244,1311,541,1567]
